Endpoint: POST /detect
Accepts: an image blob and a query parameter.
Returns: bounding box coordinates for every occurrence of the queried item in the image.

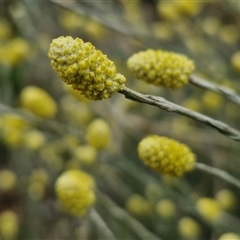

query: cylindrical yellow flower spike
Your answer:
[55,170,95,216]
[127,49,194,89]
[20,86,57,118]
[138,135,196,177]
[86,118,111,149]
[48,36,126,100]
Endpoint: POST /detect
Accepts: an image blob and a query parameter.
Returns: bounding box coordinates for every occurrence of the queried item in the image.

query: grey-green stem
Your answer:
[190,75,240,105]
[118,87,240,141]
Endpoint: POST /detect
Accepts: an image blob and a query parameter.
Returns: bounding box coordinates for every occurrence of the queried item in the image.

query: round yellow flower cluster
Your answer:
[55,170,95,216]
[138,135,196,177]
[48,36,126,100]
[127,49,194,89]
[20,86,57,118]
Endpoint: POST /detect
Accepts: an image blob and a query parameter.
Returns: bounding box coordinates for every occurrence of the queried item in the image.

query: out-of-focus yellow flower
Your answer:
[0,18,12,40]
[0,170,17,192]
[0,113,29,148]
[218,233,240,240]
[127,49,194,89]
[28,168,49,201]
[55,170,95,216]
[151,22,173,41]
[145,183,163,204]
[202,92,223,111]
[20,86,57,118]
[157,1,203,21]
[0,210,18,240]
[196,197,223,223]
[181,97,201,111]
[60,95,93,127]
[201,16,221,36]
[178,216,201,239]
[126,194,152,217]
[23,130,46,150]
[0,37,30,66]
[215,189,237,211]
[74,145,97,165]
[155,199,176,219]
[28,182,46,201]
[231,51,240,73]
[86,118,111,149]
[218,24,239,45]
[48,36,126,100]
[138,135,196,177]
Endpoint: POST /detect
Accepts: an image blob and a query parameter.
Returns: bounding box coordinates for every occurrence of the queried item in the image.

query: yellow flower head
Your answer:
[48,36,126,100]
[127,49,194,89]
[20,86,57,118]
[55,170,95,216]
[86,118,111,149]
[138,135,196,177]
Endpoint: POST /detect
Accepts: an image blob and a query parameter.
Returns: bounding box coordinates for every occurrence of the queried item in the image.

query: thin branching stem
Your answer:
[195,162,240,189]
[190,75,240,105]
[89,208,117,240]
[97,191,162,240]
[118,87,240,141]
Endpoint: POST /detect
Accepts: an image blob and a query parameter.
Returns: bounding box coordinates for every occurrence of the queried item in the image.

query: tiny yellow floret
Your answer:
[20,86,57,118]
[127,49,194,89]
[48,36,126,100]
[55,170,95,216]
[138,135,196,177]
